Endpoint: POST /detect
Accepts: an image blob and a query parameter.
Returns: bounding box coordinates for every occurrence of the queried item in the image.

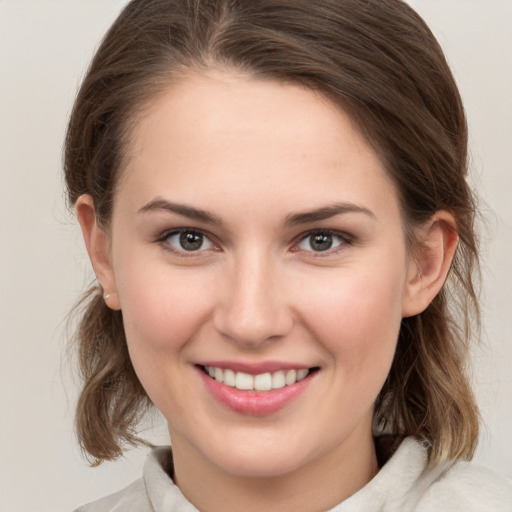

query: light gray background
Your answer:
[0,1,510,511]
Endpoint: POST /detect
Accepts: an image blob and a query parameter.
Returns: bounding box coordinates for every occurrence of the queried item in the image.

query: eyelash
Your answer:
[293,229,353,256]
[157,228,218,257]
[156,228,353,257]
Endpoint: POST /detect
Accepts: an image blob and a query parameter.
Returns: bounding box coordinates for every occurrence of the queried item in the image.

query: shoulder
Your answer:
[342,437,512,512]
[415,459,512,512]
[73,446,198,512]
[73,478,150,512]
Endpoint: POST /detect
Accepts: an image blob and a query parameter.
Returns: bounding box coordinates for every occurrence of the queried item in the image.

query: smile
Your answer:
[197,363,318,415]
[203,366,310,391]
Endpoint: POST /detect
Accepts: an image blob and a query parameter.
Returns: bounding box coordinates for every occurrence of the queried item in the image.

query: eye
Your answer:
[296,230,348,253]
[162,229,215,253]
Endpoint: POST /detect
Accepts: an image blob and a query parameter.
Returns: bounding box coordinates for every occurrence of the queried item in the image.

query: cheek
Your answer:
[114,252,214,355]
[114,258,216,413]
[296,265,407,433]
[298,264,406,371]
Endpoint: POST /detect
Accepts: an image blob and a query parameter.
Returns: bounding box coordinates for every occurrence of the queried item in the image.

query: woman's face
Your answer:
[102,71,419,478]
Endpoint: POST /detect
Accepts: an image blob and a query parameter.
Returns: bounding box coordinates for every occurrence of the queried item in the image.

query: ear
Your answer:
[76,194,121,310]
[402,211,458,318]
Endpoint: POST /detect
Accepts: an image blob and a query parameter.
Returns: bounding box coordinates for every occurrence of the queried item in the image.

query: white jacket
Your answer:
[75,437,512,511]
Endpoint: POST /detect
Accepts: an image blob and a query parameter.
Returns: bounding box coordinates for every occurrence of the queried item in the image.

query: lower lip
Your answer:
[198,368,315,416]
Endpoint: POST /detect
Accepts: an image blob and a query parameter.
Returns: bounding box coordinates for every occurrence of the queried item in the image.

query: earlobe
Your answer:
[402,211,458,318]
[76,194,121,310]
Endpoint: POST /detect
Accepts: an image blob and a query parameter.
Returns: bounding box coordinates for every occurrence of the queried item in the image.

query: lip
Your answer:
[196,363,316,416]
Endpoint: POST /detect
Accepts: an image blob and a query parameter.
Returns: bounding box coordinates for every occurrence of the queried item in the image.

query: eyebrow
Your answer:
[285,203,376,226]
[138,198,375,226]
[138,198,222,225]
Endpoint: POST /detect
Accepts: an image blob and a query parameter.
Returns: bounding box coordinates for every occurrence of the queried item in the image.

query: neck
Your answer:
[170,428,379,512]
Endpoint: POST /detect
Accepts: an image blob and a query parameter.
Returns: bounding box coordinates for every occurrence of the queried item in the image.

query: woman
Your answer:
[66,0,512,510]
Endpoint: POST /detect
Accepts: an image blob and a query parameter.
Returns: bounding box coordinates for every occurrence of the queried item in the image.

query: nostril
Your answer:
[213,303,294,347]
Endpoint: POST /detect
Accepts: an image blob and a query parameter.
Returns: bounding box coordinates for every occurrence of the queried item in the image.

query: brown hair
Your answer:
[65,0,480,465]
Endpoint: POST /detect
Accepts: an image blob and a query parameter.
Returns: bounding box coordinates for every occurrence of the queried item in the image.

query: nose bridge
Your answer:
[214,246,292,346]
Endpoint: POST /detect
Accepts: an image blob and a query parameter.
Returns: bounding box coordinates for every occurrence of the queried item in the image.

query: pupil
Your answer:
[180,231,203,251]
[311,233,332,251]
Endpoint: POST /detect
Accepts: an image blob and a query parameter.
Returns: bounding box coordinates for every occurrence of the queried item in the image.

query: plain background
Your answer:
[0,1,511,510]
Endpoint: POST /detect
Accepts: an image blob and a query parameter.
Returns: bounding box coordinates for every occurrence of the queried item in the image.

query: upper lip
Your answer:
[196,360,314,375]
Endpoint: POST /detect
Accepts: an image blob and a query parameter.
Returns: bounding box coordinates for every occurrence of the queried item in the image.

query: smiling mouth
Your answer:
[199,365,319,392]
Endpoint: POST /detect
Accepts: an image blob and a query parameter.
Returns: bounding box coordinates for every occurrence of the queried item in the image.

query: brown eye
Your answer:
[309,233,333,251]
[180,231,204,251]
[165,229,214,252]
[297,231,346,253]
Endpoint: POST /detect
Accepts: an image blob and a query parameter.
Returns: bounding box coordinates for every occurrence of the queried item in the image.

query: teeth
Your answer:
[297,369,309,381]
[271,371,286,389]
[204,366,311,391]
[235,372,254,390]
[254,372,272,391]
[224,369,235,387]
[285,369,297,386]
[214,367,224,383]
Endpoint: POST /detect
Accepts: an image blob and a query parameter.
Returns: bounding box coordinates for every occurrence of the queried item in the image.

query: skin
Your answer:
[77,70,457,512]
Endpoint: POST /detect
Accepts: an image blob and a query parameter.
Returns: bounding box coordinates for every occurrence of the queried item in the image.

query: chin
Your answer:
[197,429,320,479]
[214,449,307,479]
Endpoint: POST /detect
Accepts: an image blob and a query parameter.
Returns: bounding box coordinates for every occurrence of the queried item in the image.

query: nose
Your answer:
[213,251,294,349]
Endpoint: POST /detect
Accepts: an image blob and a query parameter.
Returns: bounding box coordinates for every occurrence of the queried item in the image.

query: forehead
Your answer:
[117,69,399,222]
